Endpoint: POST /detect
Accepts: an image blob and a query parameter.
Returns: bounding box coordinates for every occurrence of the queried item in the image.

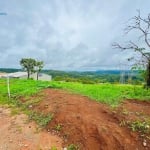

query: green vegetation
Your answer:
[0,79,53,126]
[120,119,150,135]
[35,60,44,80]
[20,58,37,79]
[46,69,143,84]
[0,78,49,97]
[51,146,58,150]
[0,79,150,107]
[0,68,144,84]
[67,144,80,150]
[20,58,44,80]
[129,120,150,134]
[54,124,62,131]
[49,81,150,106]
[28,111,53,127]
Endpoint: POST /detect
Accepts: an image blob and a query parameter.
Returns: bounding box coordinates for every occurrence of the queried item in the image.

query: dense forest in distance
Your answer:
[0,68,143,84]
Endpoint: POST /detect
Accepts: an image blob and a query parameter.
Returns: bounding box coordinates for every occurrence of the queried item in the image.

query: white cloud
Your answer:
[0,0,150,70]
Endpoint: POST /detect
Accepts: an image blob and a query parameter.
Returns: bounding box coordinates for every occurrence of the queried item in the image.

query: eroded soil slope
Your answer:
[32,89,150,150]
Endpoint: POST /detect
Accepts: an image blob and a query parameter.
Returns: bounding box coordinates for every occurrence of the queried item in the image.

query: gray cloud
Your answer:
[0,0,150,70]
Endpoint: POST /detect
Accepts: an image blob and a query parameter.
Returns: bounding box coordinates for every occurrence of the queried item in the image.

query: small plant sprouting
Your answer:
[120,120,128,127]
[122,109,129,115]
[67,144,80,150]
[51,146,58,150]
[54,124,62,131]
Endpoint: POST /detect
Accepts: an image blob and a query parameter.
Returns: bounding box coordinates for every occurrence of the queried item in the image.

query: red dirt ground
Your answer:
[0,107,63,150]
[32,89,150,150]
[0,89,150,150]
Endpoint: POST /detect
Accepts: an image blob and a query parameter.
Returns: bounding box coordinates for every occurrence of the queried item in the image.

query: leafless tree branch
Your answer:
[124,10,150,48]
[112,42,149,61]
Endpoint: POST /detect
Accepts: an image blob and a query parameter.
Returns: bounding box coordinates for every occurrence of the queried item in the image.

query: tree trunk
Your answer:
[37,72,39,80]
[27,70,30,79]
[146,61,150,87]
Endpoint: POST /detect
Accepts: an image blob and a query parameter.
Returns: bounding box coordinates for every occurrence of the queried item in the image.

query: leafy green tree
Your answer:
[20,58,36,79]
[35,61,44,80]
[113,11,150,87]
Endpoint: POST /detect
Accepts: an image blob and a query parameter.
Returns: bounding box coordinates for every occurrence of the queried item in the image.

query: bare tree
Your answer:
[113,10,150,87]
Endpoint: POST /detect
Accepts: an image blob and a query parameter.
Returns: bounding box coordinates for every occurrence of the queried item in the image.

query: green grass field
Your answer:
[0,79,150,106]
[49,81,150,106]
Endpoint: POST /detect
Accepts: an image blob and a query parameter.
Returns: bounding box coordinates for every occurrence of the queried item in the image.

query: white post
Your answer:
[7,75,10,99]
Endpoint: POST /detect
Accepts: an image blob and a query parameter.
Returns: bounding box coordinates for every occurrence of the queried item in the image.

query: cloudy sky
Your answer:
[0,0,150,70]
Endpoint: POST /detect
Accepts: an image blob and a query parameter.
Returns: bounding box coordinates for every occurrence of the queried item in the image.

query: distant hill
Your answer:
[0,68,21,73]
[42,69,142,84]
[0,68,137,75]
[0,68,142,84]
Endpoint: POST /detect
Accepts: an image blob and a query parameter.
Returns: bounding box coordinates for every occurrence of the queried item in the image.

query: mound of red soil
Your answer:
[31,89,150,150]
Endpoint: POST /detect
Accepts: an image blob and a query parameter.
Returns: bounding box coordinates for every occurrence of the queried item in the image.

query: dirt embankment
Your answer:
[33,89,150,150]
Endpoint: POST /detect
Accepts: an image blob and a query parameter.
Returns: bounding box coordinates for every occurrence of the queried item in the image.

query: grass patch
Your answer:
[129,120,150,134]
[28,111,53,127]
[120,119,150,137]
[49,82,150,106]
[23,97,42,107]
[0,79,50,97]
[0,79,150,107]
[0,79,54,126]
